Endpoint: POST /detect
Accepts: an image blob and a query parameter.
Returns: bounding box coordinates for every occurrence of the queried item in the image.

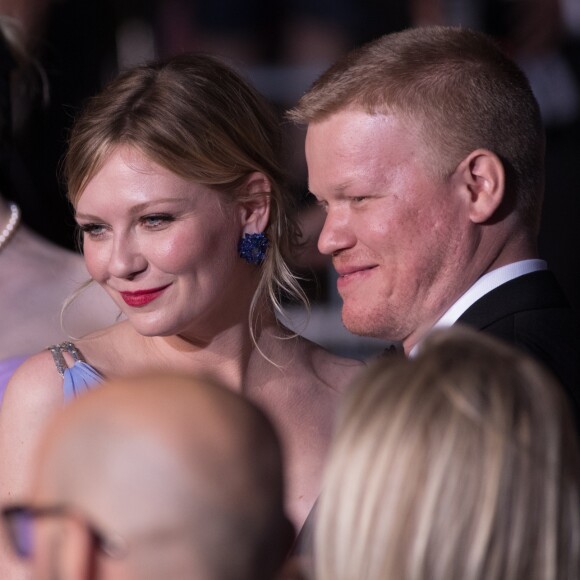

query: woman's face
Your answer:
[75,145,256,340]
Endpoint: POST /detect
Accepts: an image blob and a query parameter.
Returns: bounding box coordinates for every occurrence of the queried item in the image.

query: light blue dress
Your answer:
[48,342,104,401]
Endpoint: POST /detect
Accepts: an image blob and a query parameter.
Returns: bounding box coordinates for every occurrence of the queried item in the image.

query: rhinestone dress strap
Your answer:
[48,342,86,378]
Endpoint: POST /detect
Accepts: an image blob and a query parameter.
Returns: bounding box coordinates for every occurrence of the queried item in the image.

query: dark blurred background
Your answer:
[2,0,579,349]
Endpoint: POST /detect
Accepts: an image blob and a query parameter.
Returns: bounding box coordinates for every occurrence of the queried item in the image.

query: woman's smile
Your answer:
[119,284,172,307]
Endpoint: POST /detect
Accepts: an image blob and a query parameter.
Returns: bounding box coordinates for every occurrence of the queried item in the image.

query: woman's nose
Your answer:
[107,234,147,280]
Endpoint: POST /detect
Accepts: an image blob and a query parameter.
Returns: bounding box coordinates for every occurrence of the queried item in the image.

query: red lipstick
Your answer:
[120,285,170,307]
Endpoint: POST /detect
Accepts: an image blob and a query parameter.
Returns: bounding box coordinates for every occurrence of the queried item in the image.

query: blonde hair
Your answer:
[315,326,580,580]
[64,53,307,337]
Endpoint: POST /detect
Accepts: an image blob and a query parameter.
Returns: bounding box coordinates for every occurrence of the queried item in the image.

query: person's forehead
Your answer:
[305,110,429,190]
[305,109,425,156]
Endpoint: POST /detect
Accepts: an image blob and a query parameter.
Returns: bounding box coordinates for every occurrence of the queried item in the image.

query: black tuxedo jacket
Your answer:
[457,269,580,423]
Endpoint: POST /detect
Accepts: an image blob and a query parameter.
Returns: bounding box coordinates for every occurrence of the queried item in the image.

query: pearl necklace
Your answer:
[0,202,21,253]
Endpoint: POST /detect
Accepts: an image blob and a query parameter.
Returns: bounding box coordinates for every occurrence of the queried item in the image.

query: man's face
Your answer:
[305,110,473,350]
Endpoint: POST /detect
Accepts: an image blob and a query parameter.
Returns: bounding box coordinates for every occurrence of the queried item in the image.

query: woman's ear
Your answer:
[454,149,505,223]
[238,172,271,234]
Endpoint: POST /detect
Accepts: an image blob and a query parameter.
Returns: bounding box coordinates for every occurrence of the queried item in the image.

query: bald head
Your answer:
[30,373,294,580]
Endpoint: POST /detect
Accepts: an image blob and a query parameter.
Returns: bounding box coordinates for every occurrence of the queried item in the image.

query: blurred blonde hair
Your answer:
[315,326,580,580]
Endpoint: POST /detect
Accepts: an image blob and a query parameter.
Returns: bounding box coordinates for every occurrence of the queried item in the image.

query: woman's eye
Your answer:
[141,214,174,228]
[79,223,107,238]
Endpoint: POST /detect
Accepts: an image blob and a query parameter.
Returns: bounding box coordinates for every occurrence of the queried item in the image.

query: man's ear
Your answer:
[238,172,271,234]
[455,149,505,223]
[58,517,98,580]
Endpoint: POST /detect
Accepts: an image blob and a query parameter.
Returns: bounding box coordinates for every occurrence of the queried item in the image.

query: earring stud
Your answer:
[238,232,269,265]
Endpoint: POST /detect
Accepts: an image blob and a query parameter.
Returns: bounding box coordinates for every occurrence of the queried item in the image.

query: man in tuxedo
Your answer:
[289,25,580,420]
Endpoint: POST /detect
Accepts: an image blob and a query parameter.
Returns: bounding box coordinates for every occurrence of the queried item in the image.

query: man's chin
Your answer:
[342,313,385,339]
[341,306,405,343]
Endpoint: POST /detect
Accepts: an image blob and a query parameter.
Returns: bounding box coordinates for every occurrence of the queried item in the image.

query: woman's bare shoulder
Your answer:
[3,321,132,397]
[0,349,65,503]
[2,348,64,411]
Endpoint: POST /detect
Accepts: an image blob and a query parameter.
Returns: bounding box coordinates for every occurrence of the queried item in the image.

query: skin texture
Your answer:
[0,145,363,580]
[25,373,294,580]
[305,109,534,353]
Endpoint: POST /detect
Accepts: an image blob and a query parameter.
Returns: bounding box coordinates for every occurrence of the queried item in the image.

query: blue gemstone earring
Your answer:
[238,232,269,265]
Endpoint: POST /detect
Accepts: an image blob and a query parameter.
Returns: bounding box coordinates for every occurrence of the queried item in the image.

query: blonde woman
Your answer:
[315,326,580,580]
[0,52,362,579]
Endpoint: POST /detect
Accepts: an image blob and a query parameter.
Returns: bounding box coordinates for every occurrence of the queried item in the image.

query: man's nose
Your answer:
[317,208,356,256]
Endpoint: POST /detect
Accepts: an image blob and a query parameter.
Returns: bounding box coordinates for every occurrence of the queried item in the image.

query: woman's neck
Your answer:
[141,309,281,392]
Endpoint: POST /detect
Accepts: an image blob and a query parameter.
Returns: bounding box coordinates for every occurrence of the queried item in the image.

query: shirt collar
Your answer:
[409,259,547,357]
